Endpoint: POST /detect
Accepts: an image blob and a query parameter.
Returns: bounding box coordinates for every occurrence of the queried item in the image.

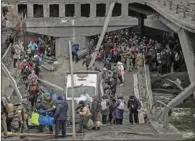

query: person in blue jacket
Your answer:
[72,44,79,62]
[54,96,68,139]
[49,89,57,101]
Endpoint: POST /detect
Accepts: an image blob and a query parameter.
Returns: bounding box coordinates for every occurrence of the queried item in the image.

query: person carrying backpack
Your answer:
[27,79,40,109]
[127,95,141,124]
[114,94,125,125]
[101,95,110,125]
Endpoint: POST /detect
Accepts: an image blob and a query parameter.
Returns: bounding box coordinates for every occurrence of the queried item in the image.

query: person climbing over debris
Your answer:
[27,78,40,109]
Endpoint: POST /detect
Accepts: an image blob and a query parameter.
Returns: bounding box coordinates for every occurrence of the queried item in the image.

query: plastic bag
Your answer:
[87,119,93,130]
[30,112,40,126]
[38,115,53,126]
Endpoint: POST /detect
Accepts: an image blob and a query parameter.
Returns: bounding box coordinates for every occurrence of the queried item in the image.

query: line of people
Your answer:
[94,28,185,75]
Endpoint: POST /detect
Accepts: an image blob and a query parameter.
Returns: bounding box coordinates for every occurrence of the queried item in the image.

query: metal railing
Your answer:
[150,100,170,128]
[139,55,154,123]
[159,0,195,21]
[141,55,170,127]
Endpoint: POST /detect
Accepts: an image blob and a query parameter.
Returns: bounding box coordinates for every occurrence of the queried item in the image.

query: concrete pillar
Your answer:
[55,37,69,58]
[75,3,81,17]
[59,4,65,17]
[43,4,49,18]
[178,29,195,99]
[122,2,128,17]
[90,3,96,18]
[27,4,33,18]
[138,16,144,36]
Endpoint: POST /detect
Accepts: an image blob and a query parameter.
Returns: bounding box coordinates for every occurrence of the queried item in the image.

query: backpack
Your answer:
[5,103,14,118]
[29,84,38,92]
[101,100,108,110]
[11,46,16,54]
[118,100,125,110]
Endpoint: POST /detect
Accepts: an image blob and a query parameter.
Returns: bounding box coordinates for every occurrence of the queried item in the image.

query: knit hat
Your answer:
[45,93,50,97]
[57,96,63,100]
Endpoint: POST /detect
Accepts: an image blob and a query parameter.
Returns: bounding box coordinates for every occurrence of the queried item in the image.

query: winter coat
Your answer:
[114,99,124,119]
[101,98,110,116]
[13,44,21,59]
[91,99,101,121]
[54,100,68,121]
[136,53,144,66]
[127,97,141,111]
[72,44,79,53]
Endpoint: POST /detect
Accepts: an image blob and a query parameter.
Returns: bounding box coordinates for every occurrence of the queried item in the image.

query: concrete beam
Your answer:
[26,26,132,37]
[158,16,180,32]
[122,2,128,17]
[178,29,195,98]
[24,18,137,27]
[146,1,195,33]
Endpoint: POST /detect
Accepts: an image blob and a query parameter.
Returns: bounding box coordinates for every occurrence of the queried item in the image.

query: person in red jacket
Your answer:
[19,59,31,73]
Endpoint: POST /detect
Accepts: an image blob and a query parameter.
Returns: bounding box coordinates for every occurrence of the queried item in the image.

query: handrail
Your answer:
[142,54,153,122]
[2,43,12,60]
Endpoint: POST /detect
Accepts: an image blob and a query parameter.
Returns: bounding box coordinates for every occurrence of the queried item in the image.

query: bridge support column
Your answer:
[178,29,195,99]
[43,4,49,18]
[27,4,33,18]
[59,4,65,18]
[138,16,145,36]
[90,3,96,18]
[122,2,128,17]
[75,3,81,18]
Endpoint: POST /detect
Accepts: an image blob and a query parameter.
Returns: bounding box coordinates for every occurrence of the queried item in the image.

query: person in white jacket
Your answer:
[117,61,124,86]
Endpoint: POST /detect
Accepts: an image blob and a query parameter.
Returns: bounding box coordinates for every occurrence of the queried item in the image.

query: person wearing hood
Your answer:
[54,96,68,139]
[117,61,124,85]
[114,94,125,125]
[127,96,141,124]
[91,96,101,130]
[72,44,79,62]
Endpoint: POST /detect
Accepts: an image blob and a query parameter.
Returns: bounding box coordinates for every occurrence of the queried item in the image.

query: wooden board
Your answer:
[7,132,73,137]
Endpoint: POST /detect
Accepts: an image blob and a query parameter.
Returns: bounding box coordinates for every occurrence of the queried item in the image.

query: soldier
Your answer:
[16,100,29,139]
[4,97,14,132]
[1,97,8,137]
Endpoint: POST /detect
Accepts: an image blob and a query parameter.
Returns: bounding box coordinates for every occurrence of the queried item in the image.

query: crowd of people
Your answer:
[1,27,186,139]
[93,28,185,75]
[1,36,64,139]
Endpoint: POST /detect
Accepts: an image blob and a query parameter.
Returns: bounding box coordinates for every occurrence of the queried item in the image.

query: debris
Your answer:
[7,132,73,137]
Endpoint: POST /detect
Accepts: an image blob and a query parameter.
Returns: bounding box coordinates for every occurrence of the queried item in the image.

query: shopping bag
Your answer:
[87,119,93,130]
[38,115,54,126]
[30,112,40,126]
